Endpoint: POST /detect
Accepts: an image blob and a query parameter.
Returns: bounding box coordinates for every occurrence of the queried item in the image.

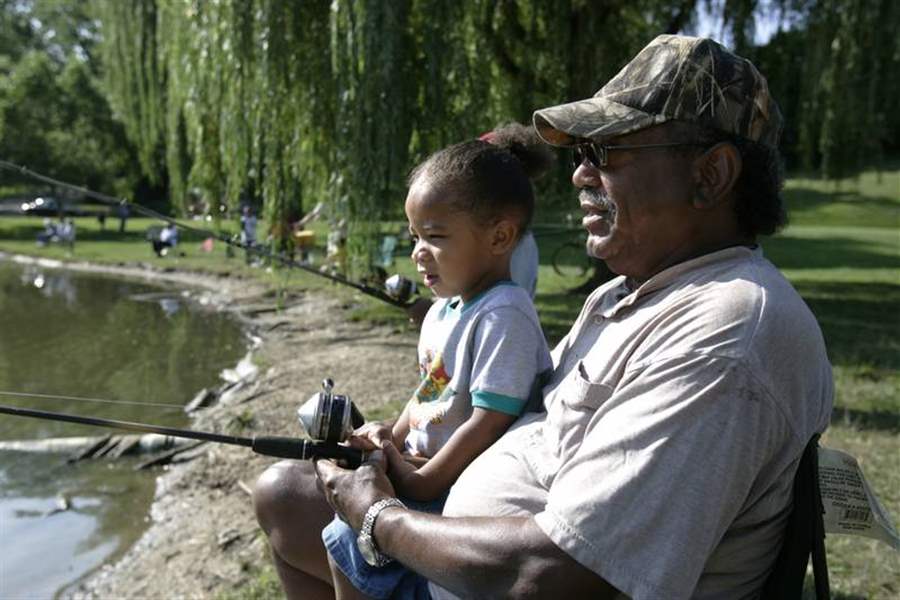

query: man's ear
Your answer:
[693,142,742,208]
[490,219,519,255]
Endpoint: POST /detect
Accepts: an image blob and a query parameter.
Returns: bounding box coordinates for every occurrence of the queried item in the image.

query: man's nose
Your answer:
[572,162,603,189]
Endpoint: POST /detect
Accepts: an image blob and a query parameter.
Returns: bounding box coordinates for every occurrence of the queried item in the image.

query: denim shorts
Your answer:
[322,496,443,600]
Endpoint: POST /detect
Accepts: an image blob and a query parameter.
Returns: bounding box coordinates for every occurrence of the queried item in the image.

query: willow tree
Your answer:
[95,0,703,271]
[795,0,899,179]
[94,0,899,276]
[95,0,163,182]
[711,0,900,178]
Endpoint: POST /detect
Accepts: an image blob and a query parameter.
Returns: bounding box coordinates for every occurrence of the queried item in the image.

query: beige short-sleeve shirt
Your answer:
[437,246,833,600]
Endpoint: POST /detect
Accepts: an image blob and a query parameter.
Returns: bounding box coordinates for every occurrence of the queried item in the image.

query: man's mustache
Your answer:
[579,189,615,213]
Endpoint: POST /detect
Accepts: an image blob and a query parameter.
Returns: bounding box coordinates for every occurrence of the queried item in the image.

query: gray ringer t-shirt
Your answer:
[404,282,552,458]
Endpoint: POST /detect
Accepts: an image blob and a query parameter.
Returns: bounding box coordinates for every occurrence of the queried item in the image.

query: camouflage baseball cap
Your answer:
[533,34,782,148]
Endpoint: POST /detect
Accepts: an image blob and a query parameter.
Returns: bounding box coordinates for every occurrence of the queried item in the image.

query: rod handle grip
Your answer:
[251,436,365,468]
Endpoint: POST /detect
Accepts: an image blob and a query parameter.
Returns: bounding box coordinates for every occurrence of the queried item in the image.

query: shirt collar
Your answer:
[595,245,760,318]
[443,280,517,315]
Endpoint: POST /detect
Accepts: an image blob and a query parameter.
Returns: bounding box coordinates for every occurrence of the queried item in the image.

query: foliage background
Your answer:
[2,0,897,270]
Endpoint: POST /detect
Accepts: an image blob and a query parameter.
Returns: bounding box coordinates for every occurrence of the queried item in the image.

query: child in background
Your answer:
[480,123,554,299]
[321,136,553,600]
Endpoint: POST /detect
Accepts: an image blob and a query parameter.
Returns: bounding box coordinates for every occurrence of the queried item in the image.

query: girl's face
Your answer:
[405,179,504,302]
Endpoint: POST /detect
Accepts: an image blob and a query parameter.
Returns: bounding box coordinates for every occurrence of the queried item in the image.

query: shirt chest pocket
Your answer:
[560,360,614,410]
[545,361,614,458]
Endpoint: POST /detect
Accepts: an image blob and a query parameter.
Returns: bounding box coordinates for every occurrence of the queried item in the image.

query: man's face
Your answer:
[572,125,700,281]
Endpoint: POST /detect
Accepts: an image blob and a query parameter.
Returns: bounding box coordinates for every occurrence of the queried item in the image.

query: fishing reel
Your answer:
[297,378,365,445]
[384,274,417,304]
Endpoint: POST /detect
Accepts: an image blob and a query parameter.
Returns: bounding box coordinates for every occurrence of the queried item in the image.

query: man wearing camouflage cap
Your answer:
[255,35,833,599]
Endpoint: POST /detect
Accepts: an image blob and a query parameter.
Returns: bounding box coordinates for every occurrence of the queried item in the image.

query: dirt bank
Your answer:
[7,256,421,599]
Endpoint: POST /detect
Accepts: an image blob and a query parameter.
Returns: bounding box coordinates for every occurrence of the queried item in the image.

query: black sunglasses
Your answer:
[572,141,706,169]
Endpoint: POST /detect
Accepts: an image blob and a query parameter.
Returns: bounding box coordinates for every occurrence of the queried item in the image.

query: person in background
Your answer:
[292,201,325,264]
[152,222,179,257]
[479,123,554,299]
[58,217,75,251]
[117,204,129,233]
[321,218,348,274]
[36,218,57,247]
[240,206,259,264]
[240,206,258,246]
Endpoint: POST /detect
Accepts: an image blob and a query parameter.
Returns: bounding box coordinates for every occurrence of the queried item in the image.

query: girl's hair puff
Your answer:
[407,123,554,236]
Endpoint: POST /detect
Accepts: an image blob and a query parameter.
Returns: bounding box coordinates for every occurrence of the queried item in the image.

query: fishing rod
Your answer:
[0,379,367,467]
[0,159,417,309]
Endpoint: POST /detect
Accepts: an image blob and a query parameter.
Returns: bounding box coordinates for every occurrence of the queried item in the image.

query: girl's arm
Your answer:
[385,407,515,501]
[390,402,411,448]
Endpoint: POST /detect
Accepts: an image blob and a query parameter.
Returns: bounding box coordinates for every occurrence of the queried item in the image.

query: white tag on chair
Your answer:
[818,446,900,550]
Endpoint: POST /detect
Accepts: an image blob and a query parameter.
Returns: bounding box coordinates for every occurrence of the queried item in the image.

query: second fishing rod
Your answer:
[0,159,420,310]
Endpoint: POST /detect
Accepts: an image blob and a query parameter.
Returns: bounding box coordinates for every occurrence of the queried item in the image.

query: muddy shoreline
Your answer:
[3,253,420,599]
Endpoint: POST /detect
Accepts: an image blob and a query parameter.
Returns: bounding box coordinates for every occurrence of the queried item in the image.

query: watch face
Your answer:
[357,534,380,566]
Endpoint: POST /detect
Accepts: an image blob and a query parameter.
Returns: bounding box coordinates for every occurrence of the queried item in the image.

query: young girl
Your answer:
[321,133,553,600]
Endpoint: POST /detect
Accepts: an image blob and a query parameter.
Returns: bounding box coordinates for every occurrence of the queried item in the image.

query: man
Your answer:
[253,35,832,599]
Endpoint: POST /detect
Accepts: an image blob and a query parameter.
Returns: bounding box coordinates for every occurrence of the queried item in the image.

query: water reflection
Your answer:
[159,297,181,317]
[20,264,78,306]
[0,260,246,599]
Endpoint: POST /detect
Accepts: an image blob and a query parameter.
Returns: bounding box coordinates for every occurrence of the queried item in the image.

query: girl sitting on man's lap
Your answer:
[322,130,553,600]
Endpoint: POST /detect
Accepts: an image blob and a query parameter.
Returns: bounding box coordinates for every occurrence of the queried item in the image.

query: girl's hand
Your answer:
[382,441,420,496]
[347,421,394,451]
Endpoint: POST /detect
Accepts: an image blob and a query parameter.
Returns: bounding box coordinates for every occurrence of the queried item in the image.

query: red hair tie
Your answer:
[478,131,497,144]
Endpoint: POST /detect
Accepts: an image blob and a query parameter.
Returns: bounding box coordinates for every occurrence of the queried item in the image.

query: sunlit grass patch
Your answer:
[784,163,900,229]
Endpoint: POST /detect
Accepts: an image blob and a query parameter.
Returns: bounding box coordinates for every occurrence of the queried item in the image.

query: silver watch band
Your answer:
[360,497,406,563]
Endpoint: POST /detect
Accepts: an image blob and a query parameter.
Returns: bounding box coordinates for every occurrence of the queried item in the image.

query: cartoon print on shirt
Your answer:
[409,351,451,427]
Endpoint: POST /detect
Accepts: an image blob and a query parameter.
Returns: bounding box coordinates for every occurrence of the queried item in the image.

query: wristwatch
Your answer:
[357,497,407,567]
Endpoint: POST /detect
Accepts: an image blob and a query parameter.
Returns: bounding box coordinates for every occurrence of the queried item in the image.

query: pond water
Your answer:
[0,260,247,599]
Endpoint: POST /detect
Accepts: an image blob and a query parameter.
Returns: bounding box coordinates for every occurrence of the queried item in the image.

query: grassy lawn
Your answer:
[2,165,898,598]
[0,214,347,297]
[784,163,900,229]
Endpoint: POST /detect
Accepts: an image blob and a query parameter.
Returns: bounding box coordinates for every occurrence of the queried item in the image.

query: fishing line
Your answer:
[0,159,413,308]
[0,390,186,410]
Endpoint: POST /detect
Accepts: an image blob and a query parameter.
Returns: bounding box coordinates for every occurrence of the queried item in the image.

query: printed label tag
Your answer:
[818,446,900,550]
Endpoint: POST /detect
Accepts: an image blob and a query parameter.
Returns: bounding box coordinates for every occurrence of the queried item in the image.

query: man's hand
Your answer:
[314,450,396,531]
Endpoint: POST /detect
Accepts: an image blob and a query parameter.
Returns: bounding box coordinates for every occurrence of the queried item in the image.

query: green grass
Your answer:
[2,164,899,598]
[783,162,900,229]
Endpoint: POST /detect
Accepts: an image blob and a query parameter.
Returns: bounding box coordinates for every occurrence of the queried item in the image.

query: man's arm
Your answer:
[314,458,618,599]
[377,510,618,599]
